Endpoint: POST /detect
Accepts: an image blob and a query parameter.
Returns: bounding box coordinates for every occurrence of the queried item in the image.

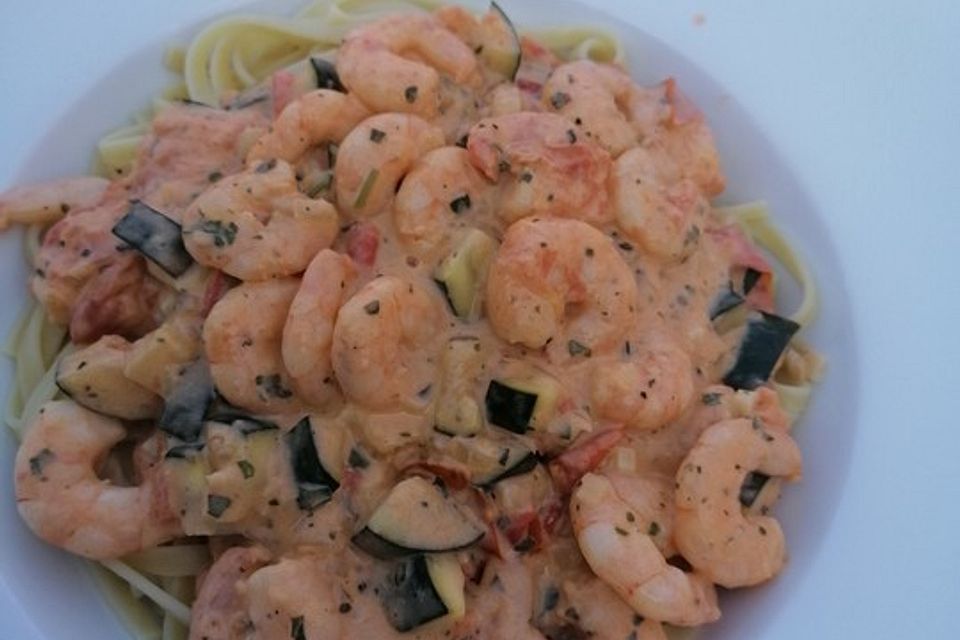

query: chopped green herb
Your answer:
[198,220,238,247]
[353,169,379,209]
[28,448,55,477]
[449,194,472,214]
[207,170,223,183]
[207,495,232,518]
[567,340,592,358]
[348,448,369,469]
[614,526,629,536]
[238,460,255,479]
[369,128,386,143]
[255,158,277,173]
[255,373,293,399]
[566,129,577,143]
[364,300,380,315]
[404,85,419,103]
[550,91,571,109]
[648,521,661,536]
[701,392,722,406]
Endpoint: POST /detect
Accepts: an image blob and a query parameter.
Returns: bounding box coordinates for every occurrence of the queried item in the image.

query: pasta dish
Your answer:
[0,1,822,638]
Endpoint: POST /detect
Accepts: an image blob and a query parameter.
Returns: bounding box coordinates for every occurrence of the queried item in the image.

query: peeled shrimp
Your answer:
[189,545,272,640]
[0,176,109,230]
[245,554,344,640]
[246,89,370,165]
[334,113,444,218]
[331,276,443,410]
[282,249,357,407]
[181,159,339,281]
[466,112,613,225]
[674,418,802,588]
[14,401,180,560]
[591,340,695,430]
[485,217,638,356]
[392,146,493,256]
[612,146,709,261]
[203,278,304,415]
[541,60,647,157]
[558,577,668,640]
[336,13,480,119]
[570,472,720,626]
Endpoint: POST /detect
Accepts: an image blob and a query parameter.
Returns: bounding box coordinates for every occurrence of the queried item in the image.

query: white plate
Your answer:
[1,1,958,638]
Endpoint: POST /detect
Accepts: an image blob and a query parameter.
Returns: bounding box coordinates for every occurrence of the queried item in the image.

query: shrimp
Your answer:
[245,554,344,640]
[203,278,304,415]
[331,276,443,410]
[189,545,272,640]
[552,577,668,640]
[541,60,646,157]
[466,112,613,225]
[14,401,180,560]
[570,472,720,626]
[334,113,445,218]
[591,340,696,430]
[281,249,357,407]
[485,217,638,356]
[612,146,710,261]
[0,176,109,230]
[674,418,802,588]
[336,13,480,119]
[32,187,131,325]
[245,89,370,165]
[181,159,339,281]
[392,146,494,256]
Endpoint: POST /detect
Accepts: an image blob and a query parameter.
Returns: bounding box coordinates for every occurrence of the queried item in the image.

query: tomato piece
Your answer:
[548,429,624,494]
[344,222,379,267]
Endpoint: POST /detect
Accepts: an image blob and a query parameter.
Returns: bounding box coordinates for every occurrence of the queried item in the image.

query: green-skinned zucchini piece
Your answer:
[479,2,522,80]
[723,312,800,391]
[352,477,483,559]
[434,229,497,321]
[285,417,340,511]
[112,201,193,277]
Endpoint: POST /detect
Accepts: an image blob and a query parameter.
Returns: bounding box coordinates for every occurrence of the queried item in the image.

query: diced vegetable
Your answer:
[425,554,465,619]
[485,372,561,434]
[124,318,201,395]
[479,2,522,80]
[379,555,450,632]
[56,335,163,420]
[112,201,193,277]
[722,312,800,391]
[159,359,215,442]
[285,417,340,511]
[434,229,497,321]
[434,337,485,436]
[310,56,345,92]
[352,477,484,559]
[479,451,539,487]
[739,471,770,508]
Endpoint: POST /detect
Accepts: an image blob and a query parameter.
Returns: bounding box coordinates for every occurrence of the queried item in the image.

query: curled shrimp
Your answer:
[282,249,357,407]
[246,89,370,165]
[189,545,272,640]
[336,13,480,119]
[14,401,180,560]
[591,340,695,430]
[486,217,638,356]
[554,577,668,640]
[182,159,339,281]
[674,418,802,588]
[203,278,304,415]
[334,113,445,218]
[612,146,710,261]
[541,59,650,157]
[393,146,494,256]
[245,553,346,639]
[570,472,720,626]
[466,112,613,225]
[0,176,109,230]
[331,275,443,410]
